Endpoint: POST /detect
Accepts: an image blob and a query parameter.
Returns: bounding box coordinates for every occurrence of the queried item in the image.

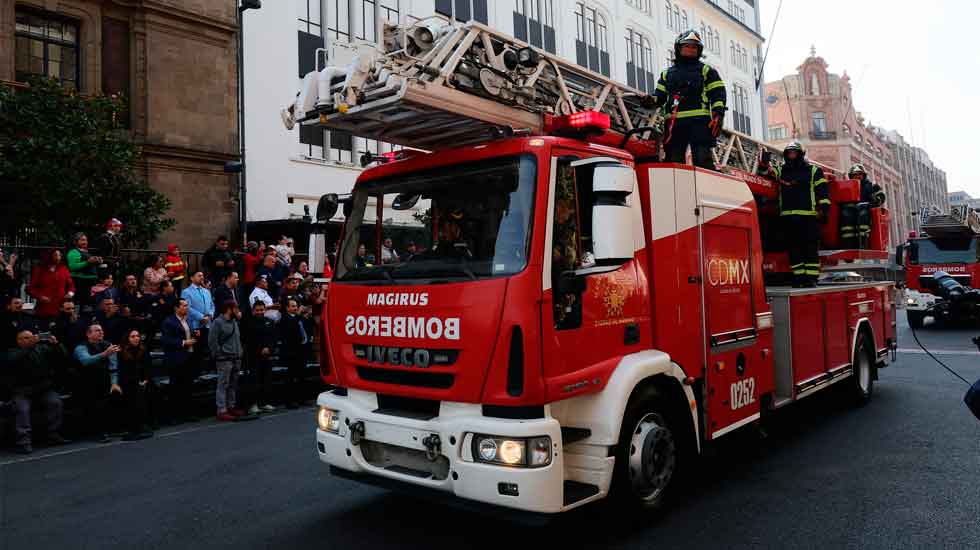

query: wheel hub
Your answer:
[627,413,676,501]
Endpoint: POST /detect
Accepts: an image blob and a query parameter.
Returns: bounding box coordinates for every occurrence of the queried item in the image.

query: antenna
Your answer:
[782,77,798,138]
[755,0,783,91]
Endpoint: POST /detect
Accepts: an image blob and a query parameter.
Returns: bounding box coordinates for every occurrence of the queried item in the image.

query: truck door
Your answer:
[540,150,649,400]
[698,188,762,439]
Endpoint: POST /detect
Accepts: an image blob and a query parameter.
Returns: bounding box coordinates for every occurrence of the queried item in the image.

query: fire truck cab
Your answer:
[299,18,896,517]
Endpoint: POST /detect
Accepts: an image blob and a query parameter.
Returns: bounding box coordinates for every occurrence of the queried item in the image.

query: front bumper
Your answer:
[904,289,936,312]
[315,389,587,514]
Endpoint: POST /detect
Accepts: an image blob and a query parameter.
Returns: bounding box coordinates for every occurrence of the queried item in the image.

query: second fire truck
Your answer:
[287,18,897,516]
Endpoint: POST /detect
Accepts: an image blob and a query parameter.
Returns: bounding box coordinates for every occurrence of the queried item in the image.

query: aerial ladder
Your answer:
[282,16,888,282]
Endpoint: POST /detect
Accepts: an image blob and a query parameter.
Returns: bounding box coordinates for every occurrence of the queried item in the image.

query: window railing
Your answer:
[810,130,837,140]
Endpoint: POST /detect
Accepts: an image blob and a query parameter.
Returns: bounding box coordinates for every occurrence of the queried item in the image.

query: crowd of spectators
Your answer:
[1,230,326,454]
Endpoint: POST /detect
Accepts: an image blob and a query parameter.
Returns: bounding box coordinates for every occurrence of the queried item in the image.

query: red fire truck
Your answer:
[289,19,896,516]
[902,206,980,328]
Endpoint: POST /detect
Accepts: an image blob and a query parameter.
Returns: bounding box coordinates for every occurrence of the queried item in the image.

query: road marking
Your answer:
[897,348,980,356]
[0,408,312,467]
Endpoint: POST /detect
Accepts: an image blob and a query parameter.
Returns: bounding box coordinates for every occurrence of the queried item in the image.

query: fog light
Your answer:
[907,298,915,306]
[317,406,341,433]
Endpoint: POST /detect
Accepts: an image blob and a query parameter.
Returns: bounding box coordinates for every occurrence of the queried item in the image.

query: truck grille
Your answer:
[356,366,455,389]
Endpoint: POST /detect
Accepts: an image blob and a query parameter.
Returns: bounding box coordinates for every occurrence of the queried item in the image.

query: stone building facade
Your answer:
[0,0,240,249]
[764,49,948,247]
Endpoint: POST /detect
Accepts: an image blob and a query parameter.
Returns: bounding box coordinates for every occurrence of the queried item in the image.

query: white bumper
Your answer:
[904,289,937,312]
[315,389,596,515]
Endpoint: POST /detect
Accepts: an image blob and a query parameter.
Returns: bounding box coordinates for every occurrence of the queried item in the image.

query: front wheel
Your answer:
[907,310,925,329]
[609,385,686,514]
[848,333,876,405]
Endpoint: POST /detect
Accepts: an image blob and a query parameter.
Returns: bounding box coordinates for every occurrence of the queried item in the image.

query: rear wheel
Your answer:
[848,333,875,405]
[907,310,925,329]
[610,385,687,514]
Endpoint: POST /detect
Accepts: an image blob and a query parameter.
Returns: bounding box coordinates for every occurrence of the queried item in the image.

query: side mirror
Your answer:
[392,193,421,210]
[895,244,905,266]
[592,164,636,262]
[316,193,340,222]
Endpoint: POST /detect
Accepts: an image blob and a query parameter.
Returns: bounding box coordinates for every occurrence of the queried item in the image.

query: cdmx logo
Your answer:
[706,258,750,287]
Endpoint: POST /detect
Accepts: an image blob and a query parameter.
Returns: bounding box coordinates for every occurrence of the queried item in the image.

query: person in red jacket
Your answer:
[164,244,187,295]
[28,249,75,321]
[241,241,264,287]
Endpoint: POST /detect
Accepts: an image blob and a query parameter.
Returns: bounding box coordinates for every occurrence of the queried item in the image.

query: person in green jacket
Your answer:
[66,233,102,307]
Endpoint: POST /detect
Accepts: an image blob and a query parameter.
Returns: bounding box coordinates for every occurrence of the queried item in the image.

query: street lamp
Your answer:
[237,0,261,244]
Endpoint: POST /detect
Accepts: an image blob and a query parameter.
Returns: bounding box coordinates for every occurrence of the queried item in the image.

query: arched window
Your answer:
[681,9,688,30]
[625,28,655,92]
[730,41,736,65]
[575,2,610,76]
[810,72,820,95]
[513,0,557,53]
[673,6,680,31]
[664,1,673,30]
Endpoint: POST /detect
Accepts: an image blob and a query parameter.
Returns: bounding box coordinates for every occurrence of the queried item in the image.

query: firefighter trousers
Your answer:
[664,117,715,170]
[839,202,871,249]
[783,214,820,286]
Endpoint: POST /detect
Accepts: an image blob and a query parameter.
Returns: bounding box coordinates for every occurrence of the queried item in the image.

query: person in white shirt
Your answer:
[249,275,280,321]
[273,236,294,268]
[381,238,398,264]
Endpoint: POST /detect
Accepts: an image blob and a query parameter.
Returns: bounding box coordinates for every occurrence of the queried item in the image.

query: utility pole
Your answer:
[236,0,261,244]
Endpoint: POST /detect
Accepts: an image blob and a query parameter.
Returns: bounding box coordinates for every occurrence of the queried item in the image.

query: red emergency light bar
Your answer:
[544,111,611,135]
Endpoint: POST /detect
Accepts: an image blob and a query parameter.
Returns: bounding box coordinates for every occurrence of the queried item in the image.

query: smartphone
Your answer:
[38,331,51,342]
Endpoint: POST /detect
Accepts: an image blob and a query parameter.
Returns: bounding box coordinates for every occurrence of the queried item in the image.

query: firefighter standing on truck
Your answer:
[760,141,830,287]
[646,30,726,170]
[839,163,886,248]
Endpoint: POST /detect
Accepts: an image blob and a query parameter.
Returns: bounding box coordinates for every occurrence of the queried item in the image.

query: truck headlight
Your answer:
[472,435,552,467]
[907,298,916,306]
[317,406,341,433]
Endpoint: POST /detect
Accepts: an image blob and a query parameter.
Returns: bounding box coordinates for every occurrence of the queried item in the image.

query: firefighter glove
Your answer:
[708,112,724,138]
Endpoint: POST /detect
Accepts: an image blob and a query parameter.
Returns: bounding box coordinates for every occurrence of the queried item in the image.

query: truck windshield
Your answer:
[336,155,536,283]
[911,237,979,264]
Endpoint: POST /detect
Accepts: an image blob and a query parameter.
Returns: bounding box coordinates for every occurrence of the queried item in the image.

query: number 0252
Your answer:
[730,377,756,410]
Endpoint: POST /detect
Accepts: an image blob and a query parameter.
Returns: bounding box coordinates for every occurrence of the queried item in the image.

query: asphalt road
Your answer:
[2,311,979,550]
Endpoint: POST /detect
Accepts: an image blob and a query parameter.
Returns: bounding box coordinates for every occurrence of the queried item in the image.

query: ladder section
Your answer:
[283,19,658,150]
[920,205,979,238]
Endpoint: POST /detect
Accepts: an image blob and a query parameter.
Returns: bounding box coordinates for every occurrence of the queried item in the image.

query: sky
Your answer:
[758,0,980,195]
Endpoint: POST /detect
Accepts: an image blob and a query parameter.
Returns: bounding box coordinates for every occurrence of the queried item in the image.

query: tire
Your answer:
[907,310,925,330]
[609,385,688,514]
[848,333,875,405]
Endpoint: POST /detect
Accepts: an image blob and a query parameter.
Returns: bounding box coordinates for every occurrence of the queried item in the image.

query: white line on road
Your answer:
[897,348,980,356]
[0,408,311,467]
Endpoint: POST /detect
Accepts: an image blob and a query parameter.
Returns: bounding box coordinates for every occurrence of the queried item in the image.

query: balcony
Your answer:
[809,131,837,140]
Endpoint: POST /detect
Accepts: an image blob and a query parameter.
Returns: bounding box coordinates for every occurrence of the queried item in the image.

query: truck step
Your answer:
[560,427,592,445]
[563,480,600,506]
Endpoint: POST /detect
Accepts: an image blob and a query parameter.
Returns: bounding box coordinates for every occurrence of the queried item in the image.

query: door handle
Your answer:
[688,276,701,284]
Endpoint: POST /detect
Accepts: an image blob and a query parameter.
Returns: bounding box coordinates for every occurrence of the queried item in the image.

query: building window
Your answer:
[812,111,827,133]
[14,7,80,90]
[731,83,750,135]
[358,0,401,42]
[435,0,488,24]
[810,72,820,95]
[574,3,609,77]
[664,2,687,32]
[625,0,652,15]
[514,0,556,53]
[625,28,655,93]
[769,126,787,140]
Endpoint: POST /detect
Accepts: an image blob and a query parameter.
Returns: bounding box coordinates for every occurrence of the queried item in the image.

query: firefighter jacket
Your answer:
[772,161,829,217]
[652,59,726,120]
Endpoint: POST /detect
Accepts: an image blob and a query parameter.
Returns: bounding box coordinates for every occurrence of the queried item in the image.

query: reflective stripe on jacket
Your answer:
[775,163,829,216]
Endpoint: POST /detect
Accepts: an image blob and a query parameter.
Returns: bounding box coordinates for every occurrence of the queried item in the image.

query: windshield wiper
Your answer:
[340,265,395,283]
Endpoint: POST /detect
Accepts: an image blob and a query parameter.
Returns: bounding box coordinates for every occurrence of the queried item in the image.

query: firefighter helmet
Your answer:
[674,30,704,59]
[783,140,805,159]
[848,163,867,178]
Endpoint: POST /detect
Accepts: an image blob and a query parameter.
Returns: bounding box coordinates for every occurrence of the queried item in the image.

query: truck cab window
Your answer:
[336,156,536,283]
